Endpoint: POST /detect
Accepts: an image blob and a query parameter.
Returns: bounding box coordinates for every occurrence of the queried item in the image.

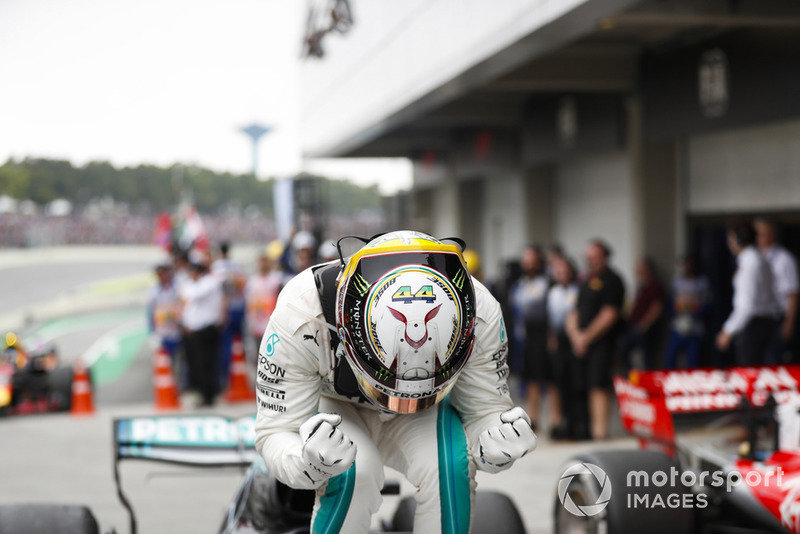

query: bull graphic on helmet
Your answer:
[336,230,476,414]
[386,304,442,379]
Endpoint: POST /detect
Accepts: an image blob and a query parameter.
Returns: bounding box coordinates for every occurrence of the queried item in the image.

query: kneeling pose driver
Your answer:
[255,231,537,533]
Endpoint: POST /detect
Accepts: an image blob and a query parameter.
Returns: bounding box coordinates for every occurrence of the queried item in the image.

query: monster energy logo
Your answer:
[439,360,454,379]
[353,273,370,297]
[375,367,392,382]
[452,269,466,291]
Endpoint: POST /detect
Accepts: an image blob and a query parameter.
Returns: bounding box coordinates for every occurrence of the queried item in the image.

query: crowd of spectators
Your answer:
[0,213,157,246]
[9,209,795,440]
[0,211,385,249]
[145,231,349,408]
[494,218,799,442]
[0,212,281,248]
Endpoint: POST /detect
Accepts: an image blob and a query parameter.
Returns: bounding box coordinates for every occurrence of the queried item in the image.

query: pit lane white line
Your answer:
[81,318,149,368]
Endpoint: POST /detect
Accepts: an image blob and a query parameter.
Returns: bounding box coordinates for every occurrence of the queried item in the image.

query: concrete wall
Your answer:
[524,165,557,247]
[480,169,528,280]
[429,177,460,238]
[419,152,642,289]
[420,167,528,281]
[458,178,485,254]
[555,150,636,294]
[300,0,592,155]
[689,118,800,214]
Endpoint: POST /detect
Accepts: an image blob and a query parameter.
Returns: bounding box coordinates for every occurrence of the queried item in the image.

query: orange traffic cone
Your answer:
[225,335,255,402]
[153,348,181,410]
[70,359,95,416]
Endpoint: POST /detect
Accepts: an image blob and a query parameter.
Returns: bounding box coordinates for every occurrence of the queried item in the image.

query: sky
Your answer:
[0,0,411,195]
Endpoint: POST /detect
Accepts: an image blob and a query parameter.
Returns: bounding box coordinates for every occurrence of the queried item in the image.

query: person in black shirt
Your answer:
[566,240,625,440]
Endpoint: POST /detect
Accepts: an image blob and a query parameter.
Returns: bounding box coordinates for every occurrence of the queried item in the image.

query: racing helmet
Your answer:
[336,230,476,414]
[4,332,18,350]
[265,239,285,261]
[461,248,481,277]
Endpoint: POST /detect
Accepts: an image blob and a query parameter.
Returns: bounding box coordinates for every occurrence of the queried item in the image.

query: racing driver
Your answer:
[254,231,537,533]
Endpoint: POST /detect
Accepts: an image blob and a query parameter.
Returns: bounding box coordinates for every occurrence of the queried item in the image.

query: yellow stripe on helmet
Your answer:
[341,240,465,281]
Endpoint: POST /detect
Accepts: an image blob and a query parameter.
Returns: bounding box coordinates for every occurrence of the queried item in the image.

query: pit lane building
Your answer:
[299,0,800,301]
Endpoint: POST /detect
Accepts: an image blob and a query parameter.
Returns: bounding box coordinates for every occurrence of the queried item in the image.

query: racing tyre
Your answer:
[553,450,695,534]
[391,491,524,534]
[0,504,99,534]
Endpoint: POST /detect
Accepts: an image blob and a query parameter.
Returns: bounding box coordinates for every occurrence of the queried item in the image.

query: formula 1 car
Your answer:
[0,332,75,416]
[111,414,527,534]
[554,364,800,534]
[0,412,526,533]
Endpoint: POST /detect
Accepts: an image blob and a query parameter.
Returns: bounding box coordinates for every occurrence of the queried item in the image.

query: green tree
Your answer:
[0,159,31,199]
[0,158,384,217]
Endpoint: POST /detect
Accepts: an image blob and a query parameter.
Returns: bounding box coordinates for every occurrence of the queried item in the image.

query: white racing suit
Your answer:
[254,266,515,533]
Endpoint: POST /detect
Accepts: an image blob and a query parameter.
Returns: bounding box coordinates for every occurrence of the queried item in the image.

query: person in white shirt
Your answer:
[716,224,780,366]
[255,231,536,533]
[755,217,799,364]
[181,252,224,407]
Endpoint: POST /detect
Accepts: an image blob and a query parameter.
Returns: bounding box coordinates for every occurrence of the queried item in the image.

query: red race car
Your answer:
[0,332,76,417]
[555,364,800,534]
